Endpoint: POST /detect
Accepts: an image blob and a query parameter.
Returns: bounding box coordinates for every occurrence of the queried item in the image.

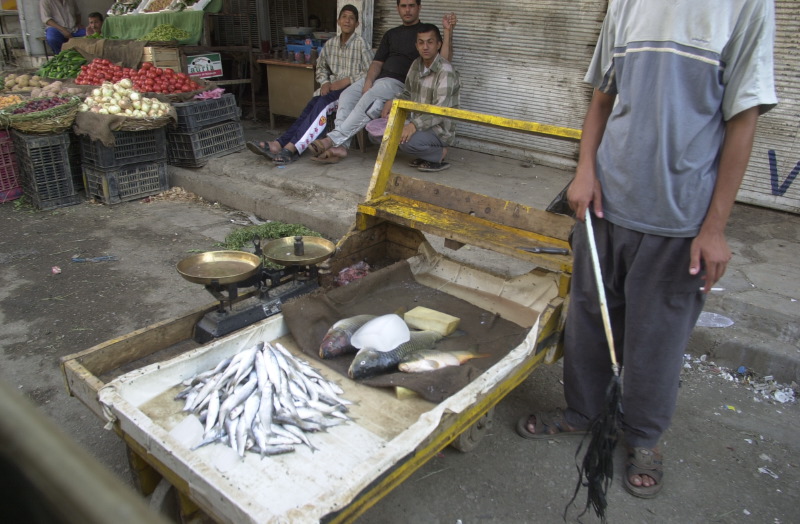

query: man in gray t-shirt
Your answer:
[517,0,777,501]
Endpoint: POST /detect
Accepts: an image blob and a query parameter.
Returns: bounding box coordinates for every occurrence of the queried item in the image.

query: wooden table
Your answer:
[257,59,318,129]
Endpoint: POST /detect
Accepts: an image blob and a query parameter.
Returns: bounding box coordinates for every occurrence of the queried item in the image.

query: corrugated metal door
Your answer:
[738,0,800,214]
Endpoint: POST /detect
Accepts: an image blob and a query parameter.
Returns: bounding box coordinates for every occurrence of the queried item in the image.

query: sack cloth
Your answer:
[72,106,176,147]
[62,39,147,69]
[282,261,527,403]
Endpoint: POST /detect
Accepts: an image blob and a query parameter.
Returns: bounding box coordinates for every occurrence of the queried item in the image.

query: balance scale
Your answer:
[176,236,335,343]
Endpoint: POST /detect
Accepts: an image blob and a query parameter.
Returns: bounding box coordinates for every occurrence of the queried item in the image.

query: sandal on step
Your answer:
[308,139,329,157]
[515,409,587,440]
[310,150,342,164]
[273,148,298,165]
[408,158,425,167]
[623,447,664,499]
[246,141,277,160]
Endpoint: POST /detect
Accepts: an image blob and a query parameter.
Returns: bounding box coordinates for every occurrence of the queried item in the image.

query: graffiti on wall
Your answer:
[769,150,800,197]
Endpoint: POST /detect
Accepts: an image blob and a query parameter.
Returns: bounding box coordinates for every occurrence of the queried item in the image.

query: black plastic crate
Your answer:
[12,131,81,210]
[68,132,84,191]
[167,120,245,168]
[0,130,21,202]
[80,128,167,169]
[170,94,241,133]
[83,160,169,205]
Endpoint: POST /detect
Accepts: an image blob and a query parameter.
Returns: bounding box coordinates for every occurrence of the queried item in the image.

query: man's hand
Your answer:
[690,227,731,293]
[567,167,603,222]
[362,79,373,95]
[442,12,457,30]
[320,83,332,96]
[381,100,393,119]
[400,122,416,143]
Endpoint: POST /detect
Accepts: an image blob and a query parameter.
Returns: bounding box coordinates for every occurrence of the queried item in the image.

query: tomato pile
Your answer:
[75,59,201,94]
[10,96,73,114]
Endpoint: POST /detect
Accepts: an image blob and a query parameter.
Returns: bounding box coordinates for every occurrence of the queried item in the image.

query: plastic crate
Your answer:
[167,120,245,168]
[68,132,84,191]
[83,160,169,205]
[80,128,167,169]
[12,131,81,210]
[170,94,241,133]
[0,131,22,203]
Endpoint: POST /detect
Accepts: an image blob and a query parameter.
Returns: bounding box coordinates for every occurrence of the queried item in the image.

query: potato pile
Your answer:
[30,80,84,98]
[2,74,49,92]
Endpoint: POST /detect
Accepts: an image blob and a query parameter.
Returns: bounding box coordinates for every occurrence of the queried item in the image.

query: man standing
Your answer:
[517,0,776,500]
[381,23,460,172]
[308,1,456,163]
[40,0,85,54]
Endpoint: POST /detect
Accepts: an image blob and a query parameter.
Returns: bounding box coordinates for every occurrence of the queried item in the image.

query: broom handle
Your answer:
[584,209,620,375]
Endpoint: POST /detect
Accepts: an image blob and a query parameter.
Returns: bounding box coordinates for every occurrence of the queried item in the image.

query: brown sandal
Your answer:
[515,409,587,440]
[623,447,664,498]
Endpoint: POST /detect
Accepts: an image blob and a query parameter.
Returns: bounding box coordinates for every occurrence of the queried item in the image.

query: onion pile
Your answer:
[78,79,171,118]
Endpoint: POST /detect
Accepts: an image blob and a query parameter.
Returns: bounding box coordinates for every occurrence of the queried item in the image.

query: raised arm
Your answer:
[440,12,457,62]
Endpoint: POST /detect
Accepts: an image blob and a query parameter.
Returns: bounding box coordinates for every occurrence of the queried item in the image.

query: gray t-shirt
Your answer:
[584,0,777,237]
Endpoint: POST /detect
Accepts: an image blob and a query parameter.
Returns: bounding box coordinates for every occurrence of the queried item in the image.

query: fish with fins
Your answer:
[348,329,443,379]
[398,349,490,373]
[319,314,376,358]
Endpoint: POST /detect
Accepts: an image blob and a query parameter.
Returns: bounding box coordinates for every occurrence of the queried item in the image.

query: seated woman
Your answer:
[247,4,372,165]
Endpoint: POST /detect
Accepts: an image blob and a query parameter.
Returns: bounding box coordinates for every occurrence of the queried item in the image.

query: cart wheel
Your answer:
[148,478,179,521]
[451,407,495,453]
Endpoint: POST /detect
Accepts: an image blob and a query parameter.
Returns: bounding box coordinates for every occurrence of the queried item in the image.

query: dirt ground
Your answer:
[1,194,798,523]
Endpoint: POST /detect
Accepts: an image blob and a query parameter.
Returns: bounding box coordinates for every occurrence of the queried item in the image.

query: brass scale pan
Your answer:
[176,236,335,286]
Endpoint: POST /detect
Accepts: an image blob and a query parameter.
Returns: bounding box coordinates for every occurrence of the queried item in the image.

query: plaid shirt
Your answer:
[315,33,373,87]
[397,54,460,145]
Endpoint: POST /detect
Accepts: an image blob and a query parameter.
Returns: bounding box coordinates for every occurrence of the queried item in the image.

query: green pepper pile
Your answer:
[138,24,191,42]
[36,49,88,79]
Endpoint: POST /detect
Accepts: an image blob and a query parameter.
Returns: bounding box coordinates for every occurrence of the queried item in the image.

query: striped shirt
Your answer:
[586,0,776,237]
[397,54,460,145]
[315,33,373,88]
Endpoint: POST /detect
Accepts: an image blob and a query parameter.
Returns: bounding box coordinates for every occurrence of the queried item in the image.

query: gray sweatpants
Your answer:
[562,216,706,448]
[399,129,446,163]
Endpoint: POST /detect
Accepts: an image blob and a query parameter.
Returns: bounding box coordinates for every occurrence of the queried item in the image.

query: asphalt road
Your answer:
[1,195,797,524]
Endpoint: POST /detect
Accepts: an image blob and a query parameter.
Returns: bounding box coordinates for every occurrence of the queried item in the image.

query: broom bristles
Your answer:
[565,375,622,523]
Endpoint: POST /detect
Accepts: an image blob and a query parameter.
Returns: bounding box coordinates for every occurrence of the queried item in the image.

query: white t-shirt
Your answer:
[585,0,777,237]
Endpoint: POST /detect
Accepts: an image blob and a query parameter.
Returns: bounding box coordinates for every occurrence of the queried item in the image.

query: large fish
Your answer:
[348,329,443,379]
[319,314,376,358]
[398,349,490,373]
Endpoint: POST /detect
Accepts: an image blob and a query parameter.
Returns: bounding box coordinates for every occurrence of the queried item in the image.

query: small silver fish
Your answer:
[398,349,490,373]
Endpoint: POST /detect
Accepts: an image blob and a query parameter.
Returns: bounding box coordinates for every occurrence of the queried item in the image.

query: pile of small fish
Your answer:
[319,314,488,379]
[176,340,352,458]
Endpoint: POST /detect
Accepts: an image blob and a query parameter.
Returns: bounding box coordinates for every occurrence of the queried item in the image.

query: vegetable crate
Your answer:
[80,128,167,169]
[12,131,81,210]
[0,130,21,203]
[169,94,240,133]
[83,160,169,205]
[68,132,84,191]
[167,120,245,168]
[141,46,182,73]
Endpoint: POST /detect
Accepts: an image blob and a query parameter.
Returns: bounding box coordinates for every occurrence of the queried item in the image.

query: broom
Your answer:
[565,209,622,523]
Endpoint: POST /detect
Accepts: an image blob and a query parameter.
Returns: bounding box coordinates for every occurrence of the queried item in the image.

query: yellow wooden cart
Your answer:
[60,101,580,523]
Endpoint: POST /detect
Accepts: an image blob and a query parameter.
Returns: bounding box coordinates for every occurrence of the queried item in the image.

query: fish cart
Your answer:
[60,101,581,523]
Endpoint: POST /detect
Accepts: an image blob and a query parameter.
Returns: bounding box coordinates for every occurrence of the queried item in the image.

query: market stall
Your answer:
[0,51,244,208]
[103,0,223,46]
